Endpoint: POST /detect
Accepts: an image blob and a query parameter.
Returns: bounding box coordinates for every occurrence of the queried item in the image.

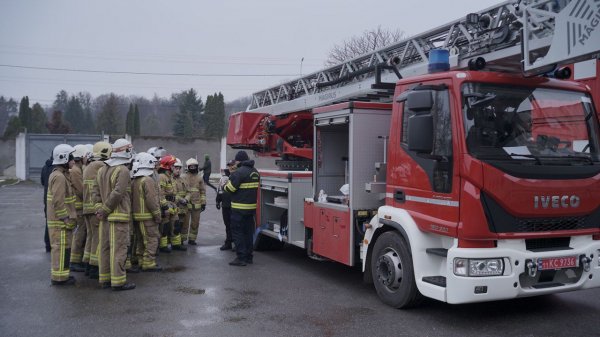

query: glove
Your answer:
[161,205,169,217]
[179,198,188,206]
[216,202,221,210]
[200,204,206,212]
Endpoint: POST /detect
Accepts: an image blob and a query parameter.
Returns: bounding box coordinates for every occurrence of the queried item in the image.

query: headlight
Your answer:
[454,258,504,277]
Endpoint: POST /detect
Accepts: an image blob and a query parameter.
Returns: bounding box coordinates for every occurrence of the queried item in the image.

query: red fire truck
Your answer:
[227,0,600,307]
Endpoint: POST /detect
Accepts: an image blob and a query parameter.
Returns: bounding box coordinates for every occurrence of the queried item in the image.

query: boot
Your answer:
[229,258,246,266]
[159,246,172,253]
[187,240,197,246]
[51,276,76,286]
[219,243,232,251]
[70,262,86,272]
[112,282,136,291]
[84,263,90,276]
[101,282,111,289]
[172,245,187,251]
[127,264,141,273]
[88,265,99,279]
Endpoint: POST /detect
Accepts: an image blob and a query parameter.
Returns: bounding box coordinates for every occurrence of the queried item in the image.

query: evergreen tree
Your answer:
[3,116,22,138]
[216,92,225,138]
[46,110,71,134]
[203,93,226,139]
[133,104,141,136]
[30,103,48,133]
[125,103,134,135]
[172,89,203,137]
[65,96,84,133]
[77,92,95,133]
[18,96,32,131]
[96,94,120,134]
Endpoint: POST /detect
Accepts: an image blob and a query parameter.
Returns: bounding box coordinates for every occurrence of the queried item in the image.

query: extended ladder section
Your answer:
[249,0,600,115]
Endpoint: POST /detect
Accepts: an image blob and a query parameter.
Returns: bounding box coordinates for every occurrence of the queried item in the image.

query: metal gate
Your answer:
[16,133,104,181]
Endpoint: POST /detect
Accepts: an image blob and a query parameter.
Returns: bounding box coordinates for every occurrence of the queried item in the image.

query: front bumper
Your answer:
[444,238,600,304]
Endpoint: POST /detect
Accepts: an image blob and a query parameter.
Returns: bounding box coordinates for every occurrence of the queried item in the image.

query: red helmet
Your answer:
[159,154,176,170]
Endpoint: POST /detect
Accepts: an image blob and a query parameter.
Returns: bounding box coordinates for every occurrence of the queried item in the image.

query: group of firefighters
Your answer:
[46,138,260,291]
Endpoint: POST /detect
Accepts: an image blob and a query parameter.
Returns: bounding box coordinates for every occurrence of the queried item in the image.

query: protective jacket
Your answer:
[82,161,106,215]
[93,165,131,223]
[47,166,77,229]
[184,173,206,210]
[216,175,231,208]
[69,163,84,215]
[159,171,177,216]
[173,175,188,214]
[132,176,161,223]
[224,160,259,214]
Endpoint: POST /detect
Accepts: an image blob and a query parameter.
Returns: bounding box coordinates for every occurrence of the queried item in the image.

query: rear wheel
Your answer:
[371,231,423,308]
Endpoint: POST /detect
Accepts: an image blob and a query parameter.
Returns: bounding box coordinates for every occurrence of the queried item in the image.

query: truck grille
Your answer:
[525,237,570,251]
[516,216,587,232]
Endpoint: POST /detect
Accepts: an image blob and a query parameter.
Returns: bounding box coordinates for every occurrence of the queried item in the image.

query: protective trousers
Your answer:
[183,208,201,242]
[82,215,93,264]
[86,215,100,267]
[231,211,255,263]
[125,221,141,269]
[49,226,73,281]
[139,220,160,269]
[98,220,130,287]
[70,216,86,264]
[171,217,183,247]
[222,206,232,245]
[159,213,177,248]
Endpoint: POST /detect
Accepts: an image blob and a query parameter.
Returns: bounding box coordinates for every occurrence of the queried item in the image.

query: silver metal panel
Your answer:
[349,111,392,210]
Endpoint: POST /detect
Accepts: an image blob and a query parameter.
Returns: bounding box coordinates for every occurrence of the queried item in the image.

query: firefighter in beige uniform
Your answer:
[82,141,111,279]
[132,153,163,271]
[47,144,77,285]
[93,138,136,291]
[69,144,88,272]
[158,155,182,252]
[173,158,189,247]
[183,158,206,245]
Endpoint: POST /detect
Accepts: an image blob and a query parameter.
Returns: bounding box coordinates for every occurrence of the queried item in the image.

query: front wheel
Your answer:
[371,231,423,308]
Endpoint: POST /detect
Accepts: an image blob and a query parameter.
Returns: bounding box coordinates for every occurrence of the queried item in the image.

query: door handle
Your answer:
[394,190,405,203]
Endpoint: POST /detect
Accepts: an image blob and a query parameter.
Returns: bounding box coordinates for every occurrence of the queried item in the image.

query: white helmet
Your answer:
[174,158,182,168]
[148,146,166,159]
[85,144,94,159]
[106,138,133,167]
[72,144,88,160]
[135,152,157,170]
[52,144,75,165]
[130,161,139,178]
[186,158,199,170]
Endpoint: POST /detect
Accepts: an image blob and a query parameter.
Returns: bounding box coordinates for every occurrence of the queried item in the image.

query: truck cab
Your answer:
[365,70,600,307]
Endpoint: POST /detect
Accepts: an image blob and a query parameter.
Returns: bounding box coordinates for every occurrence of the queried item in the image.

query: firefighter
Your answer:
[183,158,206,245]
[83,141,111,279]
[225,151,260,266]
[173,158,189,248]
[93,138,136,291]
[158,155,183,252]
[69,144,88,272]
[131,153,163,272]
[47,144,77,285]
[216,160,236,251]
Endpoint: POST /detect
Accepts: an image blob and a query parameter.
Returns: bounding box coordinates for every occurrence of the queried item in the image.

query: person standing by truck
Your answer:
[200,154,217,192]
[225,151,260,266]
[216,160,236,251]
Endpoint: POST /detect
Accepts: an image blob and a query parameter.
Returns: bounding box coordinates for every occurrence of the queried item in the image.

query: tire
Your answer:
[370,231,423,308]
[253,231,285,251]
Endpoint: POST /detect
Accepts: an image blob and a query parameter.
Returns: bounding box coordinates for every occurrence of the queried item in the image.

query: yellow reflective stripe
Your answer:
[107,213,130,221]
[48,221,66,228]
[240,182,259,189]
[110,166,121,184]
[225,180,236,192]
[133,213,153,220]
[55,209,68,217]
[231,202,257,210]
[189,188,199,192]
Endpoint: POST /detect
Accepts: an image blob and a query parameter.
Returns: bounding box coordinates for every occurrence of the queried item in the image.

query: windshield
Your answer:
[462,83,600,164]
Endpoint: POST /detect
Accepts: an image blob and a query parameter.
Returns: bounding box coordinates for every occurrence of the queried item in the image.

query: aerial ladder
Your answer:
[227,0,600,169]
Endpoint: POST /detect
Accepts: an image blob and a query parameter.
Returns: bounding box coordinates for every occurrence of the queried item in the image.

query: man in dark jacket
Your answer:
[41,155,53,252]
[200,154,217,192]
[224,151,260,266]
[216,160,236,251]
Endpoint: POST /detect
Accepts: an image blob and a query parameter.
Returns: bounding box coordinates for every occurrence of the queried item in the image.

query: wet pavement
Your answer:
[1,182,599,337]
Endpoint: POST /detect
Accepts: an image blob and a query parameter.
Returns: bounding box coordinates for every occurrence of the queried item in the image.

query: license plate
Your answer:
[537,256,579,270]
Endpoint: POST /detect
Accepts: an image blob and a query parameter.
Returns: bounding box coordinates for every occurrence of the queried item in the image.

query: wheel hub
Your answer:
[376,250,402,288]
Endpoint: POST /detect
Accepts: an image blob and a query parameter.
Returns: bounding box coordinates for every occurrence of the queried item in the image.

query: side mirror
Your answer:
[408,114,434,153]
[406,90,433,112]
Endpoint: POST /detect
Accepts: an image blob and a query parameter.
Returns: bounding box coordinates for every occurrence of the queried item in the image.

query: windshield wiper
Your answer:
[508,153,542,165]
[563,154,594,165]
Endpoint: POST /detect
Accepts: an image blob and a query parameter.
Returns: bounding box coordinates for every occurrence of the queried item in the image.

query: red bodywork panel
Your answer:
[304,201,352,266]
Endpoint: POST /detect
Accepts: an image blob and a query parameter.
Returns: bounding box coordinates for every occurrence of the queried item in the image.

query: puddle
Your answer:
[163,266,186,273]
[175,286,206,295]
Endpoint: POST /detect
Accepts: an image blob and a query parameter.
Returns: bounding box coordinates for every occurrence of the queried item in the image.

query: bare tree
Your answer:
[325,26,405,66]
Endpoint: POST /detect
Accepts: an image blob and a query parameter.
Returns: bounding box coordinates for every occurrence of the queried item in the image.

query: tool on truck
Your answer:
[227,0,600,308]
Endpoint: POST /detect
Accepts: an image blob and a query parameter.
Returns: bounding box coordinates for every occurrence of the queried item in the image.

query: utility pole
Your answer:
[300,57,304,76]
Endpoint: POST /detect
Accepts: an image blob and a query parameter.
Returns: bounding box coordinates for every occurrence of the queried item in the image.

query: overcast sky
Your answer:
[0,0,502,106]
